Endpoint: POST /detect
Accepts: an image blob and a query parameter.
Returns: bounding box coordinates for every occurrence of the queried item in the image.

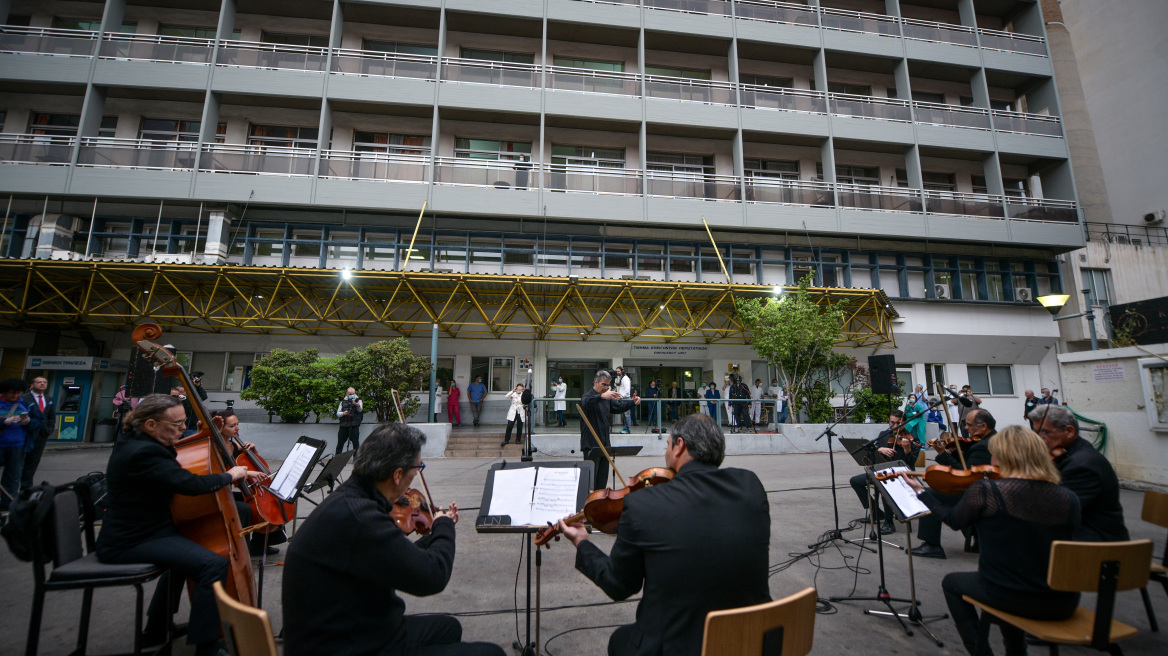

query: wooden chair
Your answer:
[1142,489,1168,597]
[213,581,278,656]
[914,449,926,469]
[700,586,817,656]
[965,540,1153,655]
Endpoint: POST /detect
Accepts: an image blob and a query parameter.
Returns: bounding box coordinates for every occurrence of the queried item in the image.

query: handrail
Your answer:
[99,32,216,49]
[979,27,1046,43]
[645,74,735,90]
[332,47,438,65]
[0,133,78,145]
[442,56,540,74]
[990,109,1061,123]
[913,100,989,116]
[830,91,910,108]
[203,143,318,156]
[218,39,329,57]
[323,148,431,161]
[0,25,101,40]
[79,136,199,149]
[740,83,823,100]
[546,64,639,83]
[900,17,976,35]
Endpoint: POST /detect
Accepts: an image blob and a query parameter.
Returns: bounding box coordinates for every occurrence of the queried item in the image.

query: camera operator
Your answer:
[337,387,364,455]
[728,374,752,431]
[947,384,982,439]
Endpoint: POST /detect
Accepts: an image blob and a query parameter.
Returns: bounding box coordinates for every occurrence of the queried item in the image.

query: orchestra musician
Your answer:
[911,408,996,559]
[902,426,1081,656]
[580,370,640,491]
[1028,404,1130,542]
[849,409,919,535]
[96,394,266,656]
[282,423,504,656]
[205,408,286,556]
[555,414,771,656]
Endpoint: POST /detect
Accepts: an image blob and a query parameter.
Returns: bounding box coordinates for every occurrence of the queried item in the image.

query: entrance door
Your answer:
[546,360,610,423]
[633,366,703,422]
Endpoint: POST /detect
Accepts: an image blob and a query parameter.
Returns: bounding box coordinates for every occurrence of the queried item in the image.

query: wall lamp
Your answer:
[1037,290,1099,350]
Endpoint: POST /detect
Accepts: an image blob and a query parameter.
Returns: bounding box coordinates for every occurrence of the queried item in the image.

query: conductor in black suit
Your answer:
[557,413,771,656]
[20,376,55,490]
[580,369,639,490]
[1029,403,1129,542]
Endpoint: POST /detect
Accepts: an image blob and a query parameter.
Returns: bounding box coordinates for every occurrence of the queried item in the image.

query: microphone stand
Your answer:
[806,402,874,553]
[522,370,535,462]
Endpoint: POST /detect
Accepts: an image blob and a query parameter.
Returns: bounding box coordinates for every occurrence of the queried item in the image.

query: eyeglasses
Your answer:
[155,419,186,428]
[408,462,426,472]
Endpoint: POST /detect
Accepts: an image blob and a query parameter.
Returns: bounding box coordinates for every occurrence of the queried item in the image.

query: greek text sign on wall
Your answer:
[630,345,709,358]
[1091,362,1126,383]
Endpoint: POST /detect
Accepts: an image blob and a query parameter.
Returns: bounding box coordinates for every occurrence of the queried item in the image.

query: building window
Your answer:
[248,124,318,149]
[744,159,799,181]
[503,240,534,266]
[491,357,514,393]
[460,48,534,64]
[140,118,202,142]
[551,145,625,168]
[638,245,664,272]
[1081,268,1114,307]
[1003,178,1030,198]
[828,82,872,96]
[739,74,793,88]
[967,365,1014,396]
[159,24,239,39]
[1139,359,1168,432]
[454,138,531,162]
[363,40,438,56]
[958,259,978,300]
[647,152,713,175]
[553,57,623,72]
[469,239,501,265]
[30,113,117,137]
[436,237,467,264]
[924,364,946,393]
[669,246,694,273]
[352,132,430,155]
[972,175,989,195]
[985,262,1005,301]
[53,17,136,32]
[896,170,957,191]
[605,245,632,270]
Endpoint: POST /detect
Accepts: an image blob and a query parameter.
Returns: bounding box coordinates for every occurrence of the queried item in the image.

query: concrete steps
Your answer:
[444,431,528,458]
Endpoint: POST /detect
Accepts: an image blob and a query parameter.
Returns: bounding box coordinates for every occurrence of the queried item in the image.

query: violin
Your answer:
[392,488,434,535]
[533,467,674,547]
[927,431,976,454]
[875,464,1001,496]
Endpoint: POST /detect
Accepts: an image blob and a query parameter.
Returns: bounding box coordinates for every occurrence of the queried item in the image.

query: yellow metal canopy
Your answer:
[0,260,897,347]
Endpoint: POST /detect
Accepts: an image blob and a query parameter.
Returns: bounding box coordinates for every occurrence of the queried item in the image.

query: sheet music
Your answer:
[876,466,931,520]
[487,467,539,525]
[528,468,581,526]
[270,442,317,500]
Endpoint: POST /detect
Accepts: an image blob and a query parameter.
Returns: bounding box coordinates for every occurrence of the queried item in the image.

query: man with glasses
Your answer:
[1029,404,1128,542]
[849,410,918,536]
[283,423,502,656]
[556,413,770,656]
[911,408,996,559]
[580,370,639,490]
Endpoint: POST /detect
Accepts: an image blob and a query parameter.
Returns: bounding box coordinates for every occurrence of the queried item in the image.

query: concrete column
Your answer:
[956,0,977,28]
[982,153,1005,195]
[100,0,126,32]
[202,208,235,264]
[77,86,108,139]
[969,68,991,109]
[0,1,11,25]
[33,214,77,259]
[820,139,836,183]
[884,0,901,18]
[217,0,237,39]
[903,144,922,189]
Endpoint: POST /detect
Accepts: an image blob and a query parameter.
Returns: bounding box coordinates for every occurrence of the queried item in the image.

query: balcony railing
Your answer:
[0,26,98,57]
[441,58,540,88]
[900,17,978,47]
[0,134,76,165]
[979,28,1048,56]
[644,0,733,17]
[745,178,834,207]
[820,8,900,36]
[734,1,818,27]
[646,171,741,201]
[433,157,537,189]
[215,40,328,72]
[330,48,438,80]
[1005,196,1077,223]
[200,143,317,176]
[645,75,736,105]
[99,33,214,64]
[545,165,643,195]
[321,150,429,183]
[547,65,640,96]
[740,85,827,113]
[1084,222,1168,247]
[922,189,1005,218]
[837,183,923,213]
[991,110,1063,137]
[912,101,991,130]
[830,93,912,122]
[77,137,198,170]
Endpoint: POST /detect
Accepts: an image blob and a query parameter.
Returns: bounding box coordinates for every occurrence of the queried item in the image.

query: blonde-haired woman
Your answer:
[903,426,1081,656]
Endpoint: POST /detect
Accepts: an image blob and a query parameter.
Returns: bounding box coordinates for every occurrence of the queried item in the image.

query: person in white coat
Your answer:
[551,377,568,427]
[501,383,527,446]
[750,379,765,426]
[433,380,445,423]
[615,366,632,433]
[721,377,736,427]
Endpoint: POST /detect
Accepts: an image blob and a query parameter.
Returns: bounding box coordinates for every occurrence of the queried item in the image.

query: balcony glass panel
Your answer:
[1005,198,1078,223]
[0,134,76,164]
[331,49,437,80]
[646,173,741,201]
[745,179,835,208]
[830,94,912,122]
[321,150,428,182]
[544,165,642,195]
[735,1,818,26]
[99,33,213,64]
[201,144,316,176]
[922,191,1004,218]
[645,76,735,105]
[740,85,827,113]
[900,18,978,47]
[434,157,536,189]
[978,29,1048,56]
[913,102,991,130]
[547,66,639,96]
[820,9,900,36]
[0,26,97,57]
[441,58,539,88]
[216,41,327,72]
[644,0,732,16]
[76,138,198,169]
[991,111,1063,137]
[838,184,923,213]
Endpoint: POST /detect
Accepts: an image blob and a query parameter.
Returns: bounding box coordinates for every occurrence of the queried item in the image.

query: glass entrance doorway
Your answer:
[546,360,610,424]
[630,365,704,423]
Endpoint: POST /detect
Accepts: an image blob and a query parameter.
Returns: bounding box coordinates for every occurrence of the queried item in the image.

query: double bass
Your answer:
[132,324,256,606]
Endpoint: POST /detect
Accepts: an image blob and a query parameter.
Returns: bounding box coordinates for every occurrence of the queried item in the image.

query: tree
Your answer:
[736,274,849,422]
[241,349,340,423]
[334,339,433,422]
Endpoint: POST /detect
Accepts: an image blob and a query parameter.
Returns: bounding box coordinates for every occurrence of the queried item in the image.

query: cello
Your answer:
[217,423,296,534]
[132,324,257,606]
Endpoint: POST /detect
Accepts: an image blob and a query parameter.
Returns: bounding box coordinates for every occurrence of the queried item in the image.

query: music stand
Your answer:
[254,436,325,609]
[298,450,355,508]
[840,437,903,550]
[476,460,594,656]
[605,445,643,488]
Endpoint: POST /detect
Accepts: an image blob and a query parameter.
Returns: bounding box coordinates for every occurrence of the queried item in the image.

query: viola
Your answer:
[876,464,1001,496]
[392,488,435,536]
[533,467,674,547]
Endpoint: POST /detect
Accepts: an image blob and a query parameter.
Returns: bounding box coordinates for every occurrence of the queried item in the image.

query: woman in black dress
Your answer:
[903,425,1081,656]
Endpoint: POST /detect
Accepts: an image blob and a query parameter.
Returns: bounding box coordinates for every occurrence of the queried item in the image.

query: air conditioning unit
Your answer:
[1015,287,1034,302]
[1107,234,1132,245]
[1144,210,1165,225]
[934,283,951,300]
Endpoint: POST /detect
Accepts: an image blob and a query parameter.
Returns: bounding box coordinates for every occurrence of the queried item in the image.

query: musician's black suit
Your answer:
[917,433,994,547]
[575,460,771,656]
[1055,436,1129,542]
[849,428,920,523]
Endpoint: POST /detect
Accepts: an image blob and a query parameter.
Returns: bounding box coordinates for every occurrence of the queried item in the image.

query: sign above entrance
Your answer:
[630,345,709,358]
[25,356,130,372]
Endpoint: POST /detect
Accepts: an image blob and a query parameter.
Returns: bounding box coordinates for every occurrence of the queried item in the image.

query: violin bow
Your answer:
[936,382,968,470]
[576,404,626,487]
[391,388,440,513]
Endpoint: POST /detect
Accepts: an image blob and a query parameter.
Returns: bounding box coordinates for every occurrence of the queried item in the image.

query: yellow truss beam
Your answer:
[0,261,897,347]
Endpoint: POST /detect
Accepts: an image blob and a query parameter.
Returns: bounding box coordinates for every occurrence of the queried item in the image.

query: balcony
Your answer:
[740,84,826,114]
[1005,196,1077,223]
[819,8,899,37]
[320,150,429,183]
[991,110,1063,137]
[200,144,317,176]
[433,157,537,189]
[978,28,1048,57]
[900,18,977,48]
[215,40,328,72]
[745,178,834,207]
[913,102,991,131]
[0,26,97,57]
[838,183,923,213]
[331,48,438,80]
[441,58,540,88]
[1084,222,1168,248]
[547,65,640,96]
[646,171,741,201]
[76,138,198,170]
[98,33,214,64]
[830,93,912,122]
[0,134,76,165]
[544,165,642,195]
[644,0,733,17]
[734,1,818,27]
[645,75,736,105]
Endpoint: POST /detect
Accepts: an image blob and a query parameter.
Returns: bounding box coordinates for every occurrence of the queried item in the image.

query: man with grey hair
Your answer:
[1029,404,1129,542]
[580,369,639,490]
[556,414,770,656]
[283,423,503,656]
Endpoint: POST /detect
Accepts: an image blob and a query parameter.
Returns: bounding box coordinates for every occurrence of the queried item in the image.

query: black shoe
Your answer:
[879,521,896,535]
[911,543,947,559]
[500,441,510,447]
[249,543,279,557]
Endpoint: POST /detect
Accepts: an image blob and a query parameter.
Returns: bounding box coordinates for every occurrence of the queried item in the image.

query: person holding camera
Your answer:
[337,387,364,455]
[500,383,527,447]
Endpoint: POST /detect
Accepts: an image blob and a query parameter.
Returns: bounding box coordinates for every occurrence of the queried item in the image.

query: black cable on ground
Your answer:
[542,623,627,656]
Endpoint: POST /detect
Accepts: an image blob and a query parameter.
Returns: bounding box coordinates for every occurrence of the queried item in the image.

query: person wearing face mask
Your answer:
[337,387,364,455]
[704,383,719,418]
[1039,387,1060,406]
[551,376,568,427]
